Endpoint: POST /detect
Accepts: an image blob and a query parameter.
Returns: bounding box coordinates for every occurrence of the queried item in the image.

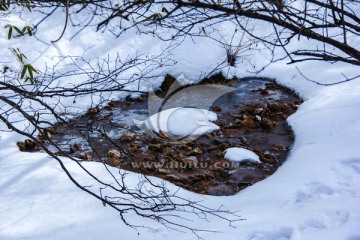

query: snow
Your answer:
[224,147,260,163]
[143,107,219,137]
[1,5,360,240]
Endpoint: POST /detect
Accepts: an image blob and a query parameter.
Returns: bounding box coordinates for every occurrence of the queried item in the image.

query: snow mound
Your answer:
[144,107,219,137]
[224,147,260,163]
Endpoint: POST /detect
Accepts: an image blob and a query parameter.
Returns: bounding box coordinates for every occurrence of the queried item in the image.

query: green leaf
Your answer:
[202,27,207,35]
[14,0,31,12]
[13,26,24,36]
[21,64,39,84]
[28,66,34,79]
[25,76,37,84]
[20,65,28,79]
[25,0,31,12]
[27,26,33,36]
[7,26,12,40]
[28,64,38,74]
[144,13,157,21]
[161,7,169,14]
[2,66,9,73]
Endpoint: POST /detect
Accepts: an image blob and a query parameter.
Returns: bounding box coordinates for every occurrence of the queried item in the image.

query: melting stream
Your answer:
[46,77,302,195]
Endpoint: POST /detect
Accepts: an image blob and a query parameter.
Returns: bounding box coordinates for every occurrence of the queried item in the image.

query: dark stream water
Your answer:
[46,77,302,195]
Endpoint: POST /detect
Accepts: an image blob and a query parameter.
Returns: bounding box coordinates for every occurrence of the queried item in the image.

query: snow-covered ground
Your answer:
[1,6,360,240]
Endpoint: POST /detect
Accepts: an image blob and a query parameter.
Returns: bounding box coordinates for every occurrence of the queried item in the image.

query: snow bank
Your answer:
[224,147,260,163]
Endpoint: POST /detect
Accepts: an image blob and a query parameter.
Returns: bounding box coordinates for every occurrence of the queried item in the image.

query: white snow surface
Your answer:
[224,148,260,163]
[144,107,219,137]
[1,6,360,240]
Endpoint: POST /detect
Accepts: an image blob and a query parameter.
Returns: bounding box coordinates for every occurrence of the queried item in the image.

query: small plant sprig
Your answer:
[143,7,169,24]
[1,0,37,84]
[4,24,33,39]
[0,0,10,11]
[12,48,38,84]
[16,0,32,12]
[0,0,31,12]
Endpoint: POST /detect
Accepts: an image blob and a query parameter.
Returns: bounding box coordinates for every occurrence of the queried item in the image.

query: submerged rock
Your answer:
[86,106,100,115]
[212,106,222,112]
[241,118,257,128]
[148,144,162,152]
[261,118,274,129]
[17,139,36,152]
[188,146,203,156]
[129,145,138,153]
[75,153,92,160]
[260,89,269,95]
[106,149,121,167]
[162,146,173,156]
[120,134,136,142]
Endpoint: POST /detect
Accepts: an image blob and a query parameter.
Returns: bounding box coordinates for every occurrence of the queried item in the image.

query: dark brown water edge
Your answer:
[39,74,302,196]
